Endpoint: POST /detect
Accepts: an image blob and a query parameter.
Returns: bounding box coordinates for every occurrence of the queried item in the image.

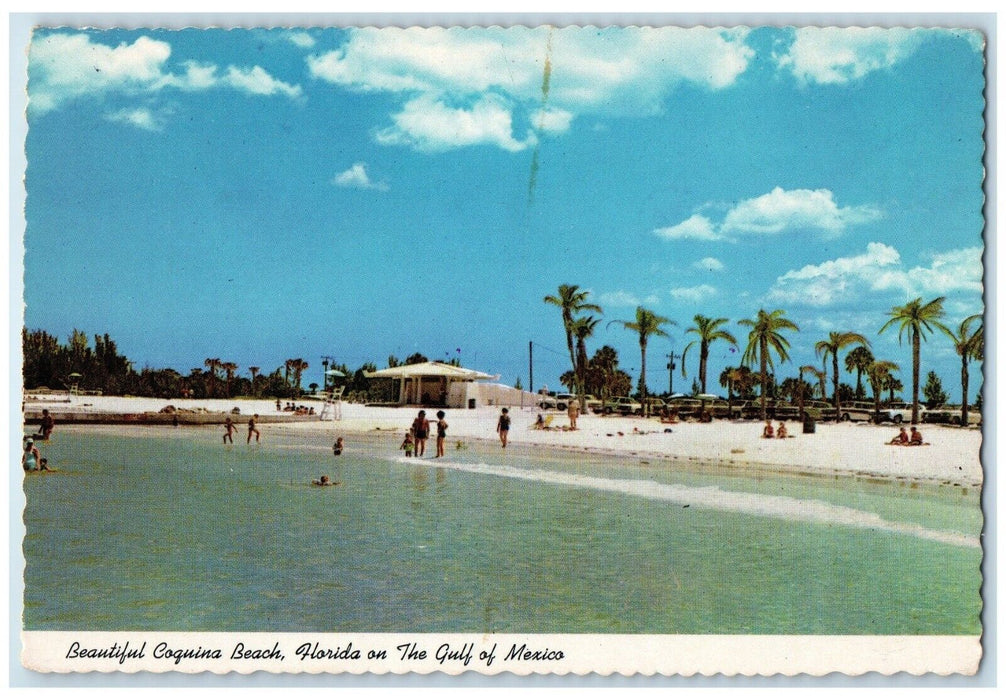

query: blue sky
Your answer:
[22,25,986,398]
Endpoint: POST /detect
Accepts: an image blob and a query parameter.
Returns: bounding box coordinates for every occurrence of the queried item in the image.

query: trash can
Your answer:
[468,399,476,409]
[803,416,816,434]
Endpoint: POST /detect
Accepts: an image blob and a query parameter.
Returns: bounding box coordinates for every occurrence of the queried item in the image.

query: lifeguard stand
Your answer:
[319,386,345,421]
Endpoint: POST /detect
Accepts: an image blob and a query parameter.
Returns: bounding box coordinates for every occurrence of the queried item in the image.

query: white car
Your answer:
[873,402,915,424]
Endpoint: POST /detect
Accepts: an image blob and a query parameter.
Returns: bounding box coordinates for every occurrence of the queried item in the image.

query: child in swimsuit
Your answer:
[401,432,414,457]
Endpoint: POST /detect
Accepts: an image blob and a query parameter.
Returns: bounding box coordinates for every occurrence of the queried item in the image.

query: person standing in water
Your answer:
[496,408,510,448]
[411,411,430,457]
[247,414,261,444]
[22,438,40,472]
[223,417,237,444]
[435,410,448,458]
[38,409,55,441]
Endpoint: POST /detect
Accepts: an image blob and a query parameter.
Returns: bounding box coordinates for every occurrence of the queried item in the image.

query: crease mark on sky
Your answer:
[527,28,553,207]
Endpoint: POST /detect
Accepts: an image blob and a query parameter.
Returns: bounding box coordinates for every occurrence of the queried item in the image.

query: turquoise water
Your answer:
[22,427,982,634]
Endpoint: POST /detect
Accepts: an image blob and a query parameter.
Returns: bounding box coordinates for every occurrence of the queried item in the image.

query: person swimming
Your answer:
[312,475,337,486]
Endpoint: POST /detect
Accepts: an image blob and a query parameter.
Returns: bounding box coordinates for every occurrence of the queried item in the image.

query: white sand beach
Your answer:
[24,394,983,488]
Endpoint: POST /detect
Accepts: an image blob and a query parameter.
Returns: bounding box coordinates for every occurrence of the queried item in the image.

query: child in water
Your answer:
[312,475,336,486]
[333,437,344,455]
[400,432,415,458]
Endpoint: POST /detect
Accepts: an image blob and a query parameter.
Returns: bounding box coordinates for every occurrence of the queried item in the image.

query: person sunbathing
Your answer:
[909,426,924,446]
[762,420,774,439]
[889,427,909,445]
[776,422,788,439]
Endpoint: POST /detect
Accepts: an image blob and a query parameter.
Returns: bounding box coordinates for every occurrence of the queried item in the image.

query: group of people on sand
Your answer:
[533,401,581,432]
[223,415,261,444]
[277,401,315,416]
[401,410,450,458]
[889,426,926,446]
[762,420,789,439]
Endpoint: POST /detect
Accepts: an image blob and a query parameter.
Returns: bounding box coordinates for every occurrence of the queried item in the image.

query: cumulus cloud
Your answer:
[656,187,881,242]
[693,257,724,272]
[105,106,163,131]
[375,94,533,152]
[653,214,723,241]
[767,242,983,307]
[308,26,754,152]
[775,27,936,85]
[598,290,659,307]
[28,32,302,117]
[332,163,388,191]
[285,31,316,49]
[669,284,717,303]
[221,65,302,97]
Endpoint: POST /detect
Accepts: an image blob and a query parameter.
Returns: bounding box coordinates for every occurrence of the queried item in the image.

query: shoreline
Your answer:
[24,395,984,489]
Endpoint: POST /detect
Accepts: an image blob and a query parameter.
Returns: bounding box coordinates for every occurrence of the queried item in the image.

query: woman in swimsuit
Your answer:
[496,408,510,448]
[435,411,448,458]
[22,438,40,471]
[411,411,430,457]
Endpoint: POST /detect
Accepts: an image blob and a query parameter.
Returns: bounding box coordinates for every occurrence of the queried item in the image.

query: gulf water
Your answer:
[22,426,981,634]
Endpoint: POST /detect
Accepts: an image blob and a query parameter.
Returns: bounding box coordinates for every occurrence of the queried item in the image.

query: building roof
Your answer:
[364,361,498,381]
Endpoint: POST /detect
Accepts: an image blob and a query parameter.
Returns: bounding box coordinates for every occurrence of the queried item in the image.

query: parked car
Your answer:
[583,395,603,413]
[603,396,643,416]
[643,397,667,415]
[802,400,838,421]
[873,401,915,424]
[539,393,575,410]
[838,401,876,422]
[922,405,982,425]
[666,396,703,420]
[705,398,733,419]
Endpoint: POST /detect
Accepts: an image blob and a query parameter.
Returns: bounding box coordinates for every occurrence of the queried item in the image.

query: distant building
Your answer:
[364,361,538,408]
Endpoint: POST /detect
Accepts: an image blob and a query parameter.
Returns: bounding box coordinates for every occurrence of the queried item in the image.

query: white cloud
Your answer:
[221,66,302,98]
[775,27,928,85]
[669,284,717,303]
[767,242,983,307]
[653,214,723,241]
[656,187,881,242]
[308,26,754,152]
[531,107,574,135]
[721,187,882,236]
[332,163,388,191]
[285,32,316,49]
[105,106,163,131]
[598,290,659,307]
[28,32,302,116]
[693,257,724,272]
[375,94,533,152]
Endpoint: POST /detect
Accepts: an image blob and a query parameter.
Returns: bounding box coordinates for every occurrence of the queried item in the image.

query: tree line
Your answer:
[21,329,448,403]
[543,285,984,426]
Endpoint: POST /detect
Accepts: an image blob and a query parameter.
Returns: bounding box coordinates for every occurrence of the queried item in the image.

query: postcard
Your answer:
[16,20,986,678]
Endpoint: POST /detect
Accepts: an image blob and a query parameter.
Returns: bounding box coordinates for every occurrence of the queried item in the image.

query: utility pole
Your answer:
[666,352,676,395]
[529,341,534,400]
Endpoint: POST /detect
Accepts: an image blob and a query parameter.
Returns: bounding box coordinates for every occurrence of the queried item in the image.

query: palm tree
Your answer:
[739,309,799,421]
[248,366,260,398]
[288,358,309,396]
[570,314,601,409]
[948,314,984,426]
[866,359,900,423]
[543,284,602,395]
[682,315,738,398]
[609,306,674,414]
[719,366,740,415]
[844,345,875,400]
[815,331,870,422]
[882,374,903,403]
[798,364,824,420]
[204,357,221,398]
[220,361,238,398]
[879,297,952,424]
